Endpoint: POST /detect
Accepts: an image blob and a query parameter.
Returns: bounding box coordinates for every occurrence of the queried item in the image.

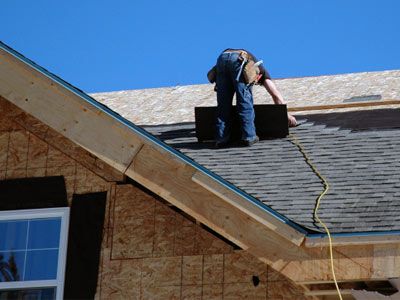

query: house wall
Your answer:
[98,184,308,300]
[0,100,309,299]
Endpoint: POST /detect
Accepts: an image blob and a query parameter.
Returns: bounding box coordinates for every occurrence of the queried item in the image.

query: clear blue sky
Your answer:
[1,0,399,93]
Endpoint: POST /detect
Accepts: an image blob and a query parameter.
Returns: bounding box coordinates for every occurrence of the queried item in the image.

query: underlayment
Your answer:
[92,70,400,125]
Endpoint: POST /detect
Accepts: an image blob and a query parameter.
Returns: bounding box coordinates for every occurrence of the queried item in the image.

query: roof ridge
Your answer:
[91,69,400,94]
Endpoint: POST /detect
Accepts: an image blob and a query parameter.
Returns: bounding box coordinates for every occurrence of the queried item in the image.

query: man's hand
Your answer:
[288,114,297,127]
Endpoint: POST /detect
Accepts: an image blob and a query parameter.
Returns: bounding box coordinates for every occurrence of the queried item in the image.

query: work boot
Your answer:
[215,141,229,149]
[242,136,259,147]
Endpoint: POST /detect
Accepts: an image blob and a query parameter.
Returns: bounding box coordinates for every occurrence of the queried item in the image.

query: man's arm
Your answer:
[262,79,297,127]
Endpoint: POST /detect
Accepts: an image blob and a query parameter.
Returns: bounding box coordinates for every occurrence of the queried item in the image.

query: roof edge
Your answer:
[91,69,400,94]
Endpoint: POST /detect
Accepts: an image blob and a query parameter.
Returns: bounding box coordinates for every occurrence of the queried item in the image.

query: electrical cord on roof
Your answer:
[289,133,343,300]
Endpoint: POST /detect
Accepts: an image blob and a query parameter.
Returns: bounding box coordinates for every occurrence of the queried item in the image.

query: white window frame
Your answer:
[0,207,70,300]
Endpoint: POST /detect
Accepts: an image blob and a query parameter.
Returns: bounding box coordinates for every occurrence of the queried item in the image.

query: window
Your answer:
[0,208,69,300]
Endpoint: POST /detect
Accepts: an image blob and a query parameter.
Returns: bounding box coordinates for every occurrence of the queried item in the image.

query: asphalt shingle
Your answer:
[144,108,400,234]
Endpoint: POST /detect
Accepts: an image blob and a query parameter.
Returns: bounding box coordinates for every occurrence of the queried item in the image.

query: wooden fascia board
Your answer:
[286,243,400,283]
[306,234,400,247]
[0,47,143,173]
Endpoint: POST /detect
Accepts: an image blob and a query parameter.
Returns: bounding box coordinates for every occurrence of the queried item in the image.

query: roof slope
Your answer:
[144,108,400,234]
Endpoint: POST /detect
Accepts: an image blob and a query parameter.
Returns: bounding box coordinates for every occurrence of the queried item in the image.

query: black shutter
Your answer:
[63,192,107,300]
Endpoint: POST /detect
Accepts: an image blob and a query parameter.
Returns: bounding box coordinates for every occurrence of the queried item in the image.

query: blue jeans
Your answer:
[215,52,256,143]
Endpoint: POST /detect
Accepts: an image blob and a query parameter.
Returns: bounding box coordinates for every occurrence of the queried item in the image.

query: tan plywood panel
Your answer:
[0,132,9,170]
[27,134,48,169]
[7,130,29,170]
[182,255,203,285]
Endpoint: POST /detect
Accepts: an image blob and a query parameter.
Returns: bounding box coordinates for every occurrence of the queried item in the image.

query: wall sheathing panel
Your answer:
[0,96,124,182]
[97,184,308,300]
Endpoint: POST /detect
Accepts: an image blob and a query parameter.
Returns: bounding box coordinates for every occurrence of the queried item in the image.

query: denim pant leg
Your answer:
[235,82,257,141]
[215,56,235,143]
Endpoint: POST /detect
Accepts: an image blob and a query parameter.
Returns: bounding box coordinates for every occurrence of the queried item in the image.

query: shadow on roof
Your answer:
[143,122,288,150]
[143,109,400,150]
[298,108,400,131]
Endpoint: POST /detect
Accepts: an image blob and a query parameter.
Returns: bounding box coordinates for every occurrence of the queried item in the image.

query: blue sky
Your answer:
[1,0,399,93]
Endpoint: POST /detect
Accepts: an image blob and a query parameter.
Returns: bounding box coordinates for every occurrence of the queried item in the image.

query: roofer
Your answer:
[208,48,297,147]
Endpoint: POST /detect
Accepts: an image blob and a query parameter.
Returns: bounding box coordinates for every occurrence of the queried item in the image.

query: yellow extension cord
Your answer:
[289,133,343,300]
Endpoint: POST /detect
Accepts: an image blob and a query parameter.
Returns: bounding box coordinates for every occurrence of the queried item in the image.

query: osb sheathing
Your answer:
[92,70,400,126]
[0,99,309,299]
[0,114,112,200]
[0,96,124,183]
[98,184,309,300]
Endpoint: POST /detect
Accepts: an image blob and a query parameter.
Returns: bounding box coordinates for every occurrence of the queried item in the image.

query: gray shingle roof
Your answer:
[144,109,400,233]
